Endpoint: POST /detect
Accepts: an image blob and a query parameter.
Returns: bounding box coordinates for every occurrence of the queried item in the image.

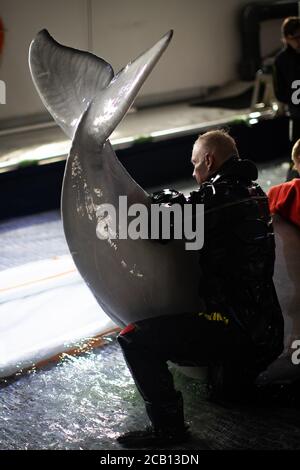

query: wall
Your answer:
[0,0,282,123]
[0,0,89,121]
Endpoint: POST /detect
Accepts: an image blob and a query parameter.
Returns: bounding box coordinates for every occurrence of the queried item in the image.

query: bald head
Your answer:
[191,130,239,184]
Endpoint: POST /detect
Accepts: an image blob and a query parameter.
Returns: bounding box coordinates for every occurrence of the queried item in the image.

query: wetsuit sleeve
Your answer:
[149,189,187,242]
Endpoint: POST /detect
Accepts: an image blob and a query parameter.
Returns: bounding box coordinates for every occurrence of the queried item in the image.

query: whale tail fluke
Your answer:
[29,29,173,145]
[82,30,173,147]
[29,29,114,139]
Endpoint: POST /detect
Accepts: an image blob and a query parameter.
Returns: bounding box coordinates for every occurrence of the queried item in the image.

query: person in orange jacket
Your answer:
[268,139,300,228]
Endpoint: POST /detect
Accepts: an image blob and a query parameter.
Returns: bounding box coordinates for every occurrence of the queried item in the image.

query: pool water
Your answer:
[1,158,300,450]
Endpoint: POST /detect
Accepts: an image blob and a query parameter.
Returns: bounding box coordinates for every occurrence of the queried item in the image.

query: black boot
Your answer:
[117,424,190,448]
[117,393,190,448]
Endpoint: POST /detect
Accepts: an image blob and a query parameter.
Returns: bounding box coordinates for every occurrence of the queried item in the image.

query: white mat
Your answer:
[0,255,117,377]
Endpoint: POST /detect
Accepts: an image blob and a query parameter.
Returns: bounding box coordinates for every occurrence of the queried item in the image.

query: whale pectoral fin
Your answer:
[29,29,114,139]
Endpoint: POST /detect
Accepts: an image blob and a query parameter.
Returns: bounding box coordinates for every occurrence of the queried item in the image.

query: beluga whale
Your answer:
[29,30,202,328]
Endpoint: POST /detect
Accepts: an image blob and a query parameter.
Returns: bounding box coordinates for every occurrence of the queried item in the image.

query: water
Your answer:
[1,158,300,450]
[1,340,300,450]
[0,340,207,450]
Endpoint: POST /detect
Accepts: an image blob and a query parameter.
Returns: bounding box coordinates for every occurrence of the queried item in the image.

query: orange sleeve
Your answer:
[268,184,283,214]
[268,180,300,228]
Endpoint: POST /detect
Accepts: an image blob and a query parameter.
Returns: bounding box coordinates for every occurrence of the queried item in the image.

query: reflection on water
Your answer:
[0,340,139,450]
[1,339,300,450]
[257,159,290,192]
[1,159,300,450]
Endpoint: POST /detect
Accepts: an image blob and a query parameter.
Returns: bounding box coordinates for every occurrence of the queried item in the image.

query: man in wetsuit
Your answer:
[273,17,300,179]
[117,130,284,448]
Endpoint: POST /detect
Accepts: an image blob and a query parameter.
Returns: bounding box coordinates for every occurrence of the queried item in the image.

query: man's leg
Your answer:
[117,321,187,446]
[116,312,245,446]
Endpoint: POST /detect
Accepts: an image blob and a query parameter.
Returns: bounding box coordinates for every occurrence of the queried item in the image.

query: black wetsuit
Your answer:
[273,45,300,122]
[274,46,300,179]
[118,157,284,429]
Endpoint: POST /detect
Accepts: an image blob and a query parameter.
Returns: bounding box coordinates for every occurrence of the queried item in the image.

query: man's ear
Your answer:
[205,152,214,170]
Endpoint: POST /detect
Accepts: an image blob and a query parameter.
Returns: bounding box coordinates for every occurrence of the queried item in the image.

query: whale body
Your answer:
[29,30,202,327]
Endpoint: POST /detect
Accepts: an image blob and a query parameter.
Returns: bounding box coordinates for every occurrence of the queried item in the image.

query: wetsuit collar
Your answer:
[209,155,258,183]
